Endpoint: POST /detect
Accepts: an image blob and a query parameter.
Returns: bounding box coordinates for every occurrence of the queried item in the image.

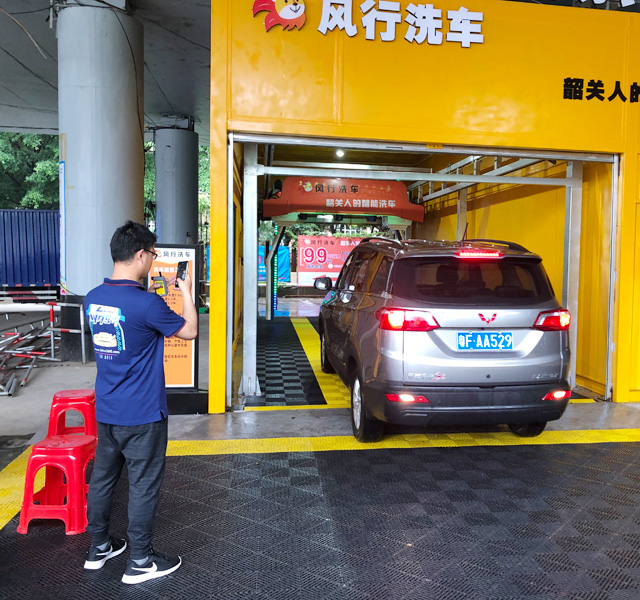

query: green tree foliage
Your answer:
[0,134,209,230]
[0,133,59,209]
[198,146,210,243]
[198,145,210,207]
[143,142,156,222]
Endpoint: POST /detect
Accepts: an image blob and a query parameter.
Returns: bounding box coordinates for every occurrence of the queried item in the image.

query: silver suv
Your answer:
[314,238,571,442]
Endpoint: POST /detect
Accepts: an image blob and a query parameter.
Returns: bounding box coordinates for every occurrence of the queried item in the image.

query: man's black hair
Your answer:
[110,221,157,263]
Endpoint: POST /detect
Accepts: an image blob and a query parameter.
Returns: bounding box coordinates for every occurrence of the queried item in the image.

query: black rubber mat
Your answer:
[0,435,32,471]
[248,317,325,407]
[309,316,320,335]
[3,442,640,599]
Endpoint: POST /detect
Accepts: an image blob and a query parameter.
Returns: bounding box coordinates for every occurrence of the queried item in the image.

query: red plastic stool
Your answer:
[48,389,97,438]
[17,435,97,535]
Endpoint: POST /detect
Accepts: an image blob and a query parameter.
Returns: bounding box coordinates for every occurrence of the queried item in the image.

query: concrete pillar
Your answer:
[154,127,199,245]
[57,4,144,295]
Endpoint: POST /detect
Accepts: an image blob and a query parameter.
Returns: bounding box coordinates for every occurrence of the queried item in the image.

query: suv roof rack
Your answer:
[463,238,530,253]
[360,236,404,247]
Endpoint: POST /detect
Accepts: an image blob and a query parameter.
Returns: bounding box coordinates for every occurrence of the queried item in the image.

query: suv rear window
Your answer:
[390,257,554,305]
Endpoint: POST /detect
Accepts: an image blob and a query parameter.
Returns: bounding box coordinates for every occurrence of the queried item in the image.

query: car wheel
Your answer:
[508,422,547,437]
[320,329,335,374]
[351,373,384,442]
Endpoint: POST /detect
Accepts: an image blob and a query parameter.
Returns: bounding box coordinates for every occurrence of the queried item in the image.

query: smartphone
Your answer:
[175,261,188,288]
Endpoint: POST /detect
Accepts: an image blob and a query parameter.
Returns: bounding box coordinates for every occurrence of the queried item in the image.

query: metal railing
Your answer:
[0,301,86,397]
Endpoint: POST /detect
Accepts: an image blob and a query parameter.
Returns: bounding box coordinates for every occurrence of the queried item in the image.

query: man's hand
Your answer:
[175,273,192,295]
[174,272,198,340]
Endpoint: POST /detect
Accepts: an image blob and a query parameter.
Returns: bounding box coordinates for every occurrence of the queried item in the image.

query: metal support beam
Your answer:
[440,155,480,175]
[266,226,286,321]
[415,158,542,202]
[226,133,235,408]
[457,188,468,241]
[562,161,583,389]
[239,143,261,399]
[605,156,620,401]
[232,133,614,164]
[272,160,434,174]
[261,164,572,188]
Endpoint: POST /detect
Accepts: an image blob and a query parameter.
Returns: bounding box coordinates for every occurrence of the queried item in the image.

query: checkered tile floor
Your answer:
[247,317,326,407]
[3,442,640,599]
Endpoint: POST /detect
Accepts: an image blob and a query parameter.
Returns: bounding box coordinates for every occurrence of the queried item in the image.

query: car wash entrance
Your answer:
[227,134,617,410]
[208,1,640,413]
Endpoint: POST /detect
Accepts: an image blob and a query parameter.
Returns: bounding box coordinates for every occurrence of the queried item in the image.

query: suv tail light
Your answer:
[456,250,502,258]
[377,309,440,332]
[533,309,571,331]
[543,390,571,401]
[386,393,430,403]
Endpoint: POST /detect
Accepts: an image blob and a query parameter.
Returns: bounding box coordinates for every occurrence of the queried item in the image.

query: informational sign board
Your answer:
[297,236,362,286]
[148,244,198,390]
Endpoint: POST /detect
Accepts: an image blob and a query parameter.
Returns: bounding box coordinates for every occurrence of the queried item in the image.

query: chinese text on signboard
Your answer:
[317,2,484,47]
[564,78,640,103]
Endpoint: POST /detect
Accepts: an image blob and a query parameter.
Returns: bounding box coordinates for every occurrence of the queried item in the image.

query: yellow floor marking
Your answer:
[570,398,598,404]
[3,428,640,532]
[0,448,43,533]
[289,317,351,409]
[165,428,640,457]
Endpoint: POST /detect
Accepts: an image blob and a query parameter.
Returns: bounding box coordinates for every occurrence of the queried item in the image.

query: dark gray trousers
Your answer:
[86,418,168,559]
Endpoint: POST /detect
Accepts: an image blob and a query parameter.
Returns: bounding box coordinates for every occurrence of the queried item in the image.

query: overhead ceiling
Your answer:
[1,1,633,153]
[0,0,211,143]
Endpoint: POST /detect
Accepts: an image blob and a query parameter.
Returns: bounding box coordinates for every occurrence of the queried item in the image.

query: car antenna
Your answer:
[461,223,469,242]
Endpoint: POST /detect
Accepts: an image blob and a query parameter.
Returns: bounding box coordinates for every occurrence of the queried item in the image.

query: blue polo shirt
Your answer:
[84,278,186,425]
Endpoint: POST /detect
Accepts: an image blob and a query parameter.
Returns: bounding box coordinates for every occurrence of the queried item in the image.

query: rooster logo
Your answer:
[253,0,306,32]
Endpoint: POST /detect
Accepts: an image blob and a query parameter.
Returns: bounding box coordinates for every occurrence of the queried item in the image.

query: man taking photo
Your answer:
[83,220,198,584]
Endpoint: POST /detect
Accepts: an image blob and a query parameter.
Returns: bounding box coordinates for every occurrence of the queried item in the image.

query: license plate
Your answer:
[457,331,513,351]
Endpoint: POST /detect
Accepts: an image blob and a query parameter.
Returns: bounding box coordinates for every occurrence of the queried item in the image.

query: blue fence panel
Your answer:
[258,246,290,282]
[277,246,291,282]
[0,210,60,287]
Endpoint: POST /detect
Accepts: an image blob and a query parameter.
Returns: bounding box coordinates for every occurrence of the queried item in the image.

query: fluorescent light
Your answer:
[336,150,345,158]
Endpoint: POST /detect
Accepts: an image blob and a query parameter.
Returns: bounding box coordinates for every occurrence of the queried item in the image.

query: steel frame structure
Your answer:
[229,133,618,405]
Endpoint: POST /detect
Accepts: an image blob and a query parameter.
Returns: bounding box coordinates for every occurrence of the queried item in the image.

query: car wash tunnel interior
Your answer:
[232,136,616,411]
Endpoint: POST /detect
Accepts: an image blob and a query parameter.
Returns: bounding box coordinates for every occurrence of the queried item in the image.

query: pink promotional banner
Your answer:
[297,236,362,286]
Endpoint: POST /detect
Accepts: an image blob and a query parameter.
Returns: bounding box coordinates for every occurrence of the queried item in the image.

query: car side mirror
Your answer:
[314,276,333,291]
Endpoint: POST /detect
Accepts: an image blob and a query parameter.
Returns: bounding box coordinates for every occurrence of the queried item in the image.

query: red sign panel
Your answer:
[297,236,362,286]
[264,178,423,222]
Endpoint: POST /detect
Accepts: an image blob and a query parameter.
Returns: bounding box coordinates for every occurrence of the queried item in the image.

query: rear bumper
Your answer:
[364,381,570,427]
